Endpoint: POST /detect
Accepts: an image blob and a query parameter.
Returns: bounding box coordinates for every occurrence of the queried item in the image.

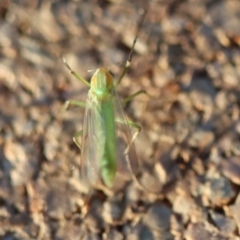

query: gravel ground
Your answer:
[1,0,240,239]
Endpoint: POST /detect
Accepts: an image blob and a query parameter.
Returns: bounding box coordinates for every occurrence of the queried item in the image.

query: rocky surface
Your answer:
[0,0,240,239]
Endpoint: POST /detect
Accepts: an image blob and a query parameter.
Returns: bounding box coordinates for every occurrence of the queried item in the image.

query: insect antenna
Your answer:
[116,7,148,86]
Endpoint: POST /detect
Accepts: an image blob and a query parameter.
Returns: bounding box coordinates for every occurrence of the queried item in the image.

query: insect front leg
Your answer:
[122,90,149,105]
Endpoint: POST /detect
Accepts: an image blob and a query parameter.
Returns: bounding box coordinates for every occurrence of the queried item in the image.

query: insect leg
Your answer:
[115,119,144,191]
[124,120,141,155]
[115,119,157,195]
[64,99,85,149]
[64,99,86,110]
[115,119,141,155]
[73,130,83,149]
[122,90,149,105]
[62,57,91,87]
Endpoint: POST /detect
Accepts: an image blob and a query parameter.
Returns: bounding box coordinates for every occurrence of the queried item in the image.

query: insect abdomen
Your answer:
[99,99,117,187]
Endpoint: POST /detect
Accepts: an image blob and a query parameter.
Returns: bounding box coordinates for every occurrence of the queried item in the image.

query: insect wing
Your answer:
[113,89,139,181]
[80,92,103,187]
[79,89,139,188]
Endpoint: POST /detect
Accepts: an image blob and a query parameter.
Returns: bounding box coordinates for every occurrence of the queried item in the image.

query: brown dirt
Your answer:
[1,0,240,239]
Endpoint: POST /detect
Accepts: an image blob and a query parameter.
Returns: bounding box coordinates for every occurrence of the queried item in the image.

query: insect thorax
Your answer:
[90,68,114,101]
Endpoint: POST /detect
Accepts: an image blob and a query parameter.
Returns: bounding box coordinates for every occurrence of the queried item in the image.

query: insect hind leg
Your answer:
[115,119,141,154]
[73,130,83,150]
[115,119,158,196]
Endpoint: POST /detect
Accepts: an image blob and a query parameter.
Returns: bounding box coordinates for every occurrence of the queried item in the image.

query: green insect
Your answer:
[65,11,147,189]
